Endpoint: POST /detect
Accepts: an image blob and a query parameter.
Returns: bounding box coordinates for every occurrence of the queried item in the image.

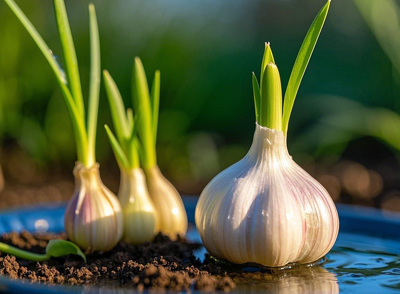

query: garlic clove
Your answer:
[64,162,123,253]
[144,166,188,240]
[195,124,339,267]
[118,168,159,244]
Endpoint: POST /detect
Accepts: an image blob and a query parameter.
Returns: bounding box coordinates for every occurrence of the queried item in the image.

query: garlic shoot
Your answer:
[103,70,159,244]
[132,58,188,239]
[195,0,338,268]
[5,0,123,251]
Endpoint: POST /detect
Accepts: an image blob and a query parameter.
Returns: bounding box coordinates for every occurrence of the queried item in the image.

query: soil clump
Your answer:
[0,231,236,292]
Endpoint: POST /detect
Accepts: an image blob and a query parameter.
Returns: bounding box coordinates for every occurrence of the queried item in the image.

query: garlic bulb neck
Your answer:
[144,166,188,240]
[195,123,339,267]
[118,168,159,244]
[64,162,123,252]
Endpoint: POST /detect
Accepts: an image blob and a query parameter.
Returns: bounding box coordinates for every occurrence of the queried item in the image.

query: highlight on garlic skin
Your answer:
[65,163,123,252]
[4,0,124,252]
[118,169,159,244]
[103,70,159,244]
[195,0,339,268]
[132,58,188,240]
[144,165,187,239]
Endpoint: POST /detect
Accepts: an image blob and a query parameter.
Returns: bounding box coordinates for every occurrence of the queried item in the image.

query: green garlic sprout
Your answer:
[195,0,339,267]
[4,0,123,252]
[103,69,159,244]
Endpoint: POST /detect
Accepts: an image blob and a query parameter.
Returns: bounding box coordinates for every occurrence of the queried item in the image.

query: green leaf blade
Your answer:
[103,70,130,142]
[252,72,261,124]
[126,108,134,135]
[3,0,89,165]
[132,57,156,169]
[104,125,131,169]
[260,42,275,80]
[151,70,160,143]
[260,63,282,130]
[45,240,86,262]
[4,0,71,98]
[53,0,84,117]
[87,4,101,167]
[282,0,331,135]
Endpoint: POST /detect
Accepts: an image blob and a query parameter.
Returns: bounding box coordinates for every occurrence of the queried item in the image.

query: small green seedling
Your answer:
[0,239,86,262]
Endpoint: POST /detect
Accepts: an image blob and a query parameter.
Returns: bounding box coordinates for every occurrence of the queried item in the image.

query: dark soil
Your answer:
[0,231,236,292]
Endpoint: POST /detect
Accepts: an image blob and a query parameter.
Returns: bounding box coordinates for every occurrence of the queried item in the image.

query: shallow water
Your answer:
[187,224,400,293]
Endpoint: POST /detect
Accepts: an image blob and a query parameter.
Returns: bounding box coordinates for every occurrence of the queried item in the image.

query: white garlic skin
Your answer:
[145,166,188,240]
[118,168,159,244]
[195,124,339,267]
[64,162,123,252]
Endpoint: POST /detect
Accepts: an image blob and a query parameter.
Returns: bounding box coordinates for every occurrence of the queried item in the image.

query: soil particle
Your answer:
[0,231,236,292]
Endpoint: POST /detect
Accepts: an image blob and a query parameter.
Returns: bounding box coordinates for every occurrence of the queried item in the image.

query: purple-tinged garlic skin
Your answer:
[195,123,339,267]
[65,162,123,252]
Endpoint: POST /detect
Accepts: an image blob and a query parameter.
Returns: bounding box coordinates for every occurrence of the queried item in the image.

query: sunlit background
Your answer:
[0,0,400,211]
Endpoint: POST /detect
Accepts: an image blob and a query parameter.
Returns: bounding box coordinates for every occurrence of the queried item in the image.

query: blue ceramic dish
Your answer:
[0,198,400,293]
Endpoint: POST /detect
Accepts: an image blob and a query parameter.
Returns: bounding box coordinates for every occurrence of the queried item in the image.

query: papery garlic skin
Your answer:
[118,168,159,244]
[195,124,339,267]
[145,166,187,240]
[64,162,123,252]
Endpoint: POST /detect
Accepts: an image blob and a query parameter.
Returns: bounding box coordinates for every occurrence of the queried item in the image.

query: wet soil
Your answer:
[0,231,236,292]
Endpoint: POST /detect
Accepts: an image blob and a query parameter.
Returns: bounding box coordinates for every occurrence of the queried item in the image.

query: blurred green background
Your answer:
[1,0,400,209]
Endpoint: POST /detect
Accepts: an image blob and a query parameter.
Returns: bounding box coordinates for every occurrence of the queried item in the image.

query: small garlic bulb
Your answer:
[195,124,339,267]
[64,162,123,252]
[118,168,159,244]
[145,166,187,240]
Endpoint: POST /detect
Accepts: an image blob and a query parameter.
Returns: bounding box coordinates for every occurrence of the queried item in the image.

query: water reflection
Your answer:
[231,266,338,294]
[74,264,339,294]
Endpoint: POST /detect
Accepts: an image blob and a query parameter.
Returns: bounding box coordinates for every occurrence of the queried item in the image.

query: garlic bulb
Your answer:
[64,162,123,252]
[195,124,339,267]
[118,168,159,244]
[145,166,187,240]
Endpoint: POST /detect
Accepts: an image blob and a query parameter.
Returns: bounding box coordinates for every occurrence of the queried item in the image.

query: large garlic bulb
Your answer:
[118,168,159,244]
[145,166,187,240]
[64,162,123,252]
[195,124,339,267]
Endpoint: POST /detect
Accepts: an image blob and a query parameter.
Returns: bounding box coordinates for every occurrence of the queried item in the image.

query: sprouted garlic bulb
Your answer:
[195,0,338,267]
[103,70,159,244]
[65,162,123,253]
[118,168,159,244]
[145,166,187,239]
[132,58,188,240]
[195,125,339,267]
[4,0,122,252]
